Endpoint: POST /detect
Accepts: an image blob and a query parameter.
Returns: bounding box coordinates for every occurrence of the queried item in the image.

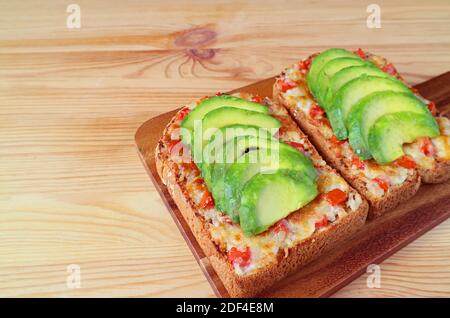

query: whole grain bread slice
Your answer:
[274,84,421,219]
[155,95,368,297]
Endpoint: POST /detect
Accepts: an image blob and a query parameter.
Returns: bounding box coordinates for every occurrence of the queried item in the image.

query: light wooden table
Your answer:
[1,0,449,297]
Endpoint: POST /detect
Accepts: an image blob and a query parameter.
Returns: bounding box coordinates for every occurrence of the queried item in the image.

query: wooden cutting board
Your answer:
[135,71,450,298]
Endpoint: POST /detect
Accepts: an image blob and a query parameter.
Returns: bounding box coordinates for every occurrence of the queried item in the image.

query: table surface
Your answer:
[1,0,450,297]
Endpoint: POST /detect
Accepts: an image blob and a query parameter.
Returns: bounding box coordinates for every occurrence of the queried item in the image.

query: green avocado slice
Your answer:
[180,95,268,147]
[201,134,276,188]
[239,170,318,236]
[330,76,412,140]
[192,107,281,164]
[307,48,357,98]
[368,112,439,164]
[347,92,429,160]
[201,135,278,217]
[323,64,388,112]
[314,57,366,107]
[220,143,317,221]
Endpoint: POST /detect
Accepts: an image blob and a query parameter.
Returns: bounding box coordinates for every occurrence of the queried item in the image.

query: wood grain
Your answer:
[1,0,450,297]
[137,73,450,298]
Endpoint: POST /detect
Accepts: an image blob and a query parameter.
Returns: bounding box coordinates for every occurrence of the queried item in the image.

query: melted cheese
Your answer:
[278,58,448,199]
[166,92,361,276]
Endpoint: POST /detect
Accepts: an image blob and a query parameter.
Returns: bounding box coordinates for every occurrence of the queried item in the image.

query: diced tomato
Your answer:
[315,215,329,230]
[199,191,215,209]
[373,177,389,192]
[168,139,180,153]
[274,219,290,235]
[382,63,397,76]
[277,78,297,93]
[251,95,263,104]
[228,246,251,267]
[325,189,348,206]
[420,137,436,157]
[355,48,366,59]
[181,161,199,173]
[351,155,365,170]
[299,57,312,71]
[428,101,438,116]
[176,106,191,121]
[396,155,416,169]
[286,141,305,152]
[310,103,325,120]
[410,87,420,95]
[331,135,346,146]
[215,92,223,96]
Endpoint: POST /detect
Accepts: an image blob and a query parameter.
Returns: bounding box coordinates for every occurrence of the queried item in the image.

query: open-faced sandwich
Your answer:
[274,48,450,218]
[155,93,368,297]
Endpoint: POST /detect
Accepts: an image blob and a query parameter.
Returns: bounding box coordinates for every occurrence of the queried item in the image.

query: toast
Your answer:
[274,49,450,219]
[155,93,368,297]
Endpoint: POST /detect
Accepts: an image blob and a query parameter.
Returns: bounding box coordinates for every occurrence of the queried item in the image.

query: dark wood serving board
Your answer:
[135,71,450,298]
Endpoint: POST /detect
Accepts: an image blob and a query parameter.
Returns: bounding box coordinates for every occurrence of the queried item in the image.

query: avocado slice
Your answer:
[347,92,432,159]
[323,64,388,110]
[207,136,280,216]
[200,124,275,173]
[239,170,318,236]
[221,144,317,221]
[368,112,439,164]
[314,57,366,107]
[201,134,276,192]
[307,48,357,98]
[180,95,269,147]
[202,124,274,163]
[192,107,281,164]
[330,76,412,140]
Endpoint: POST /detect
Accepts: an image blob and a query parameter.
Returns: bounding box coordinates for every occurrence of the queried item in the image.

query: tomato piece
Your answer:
[176,107,191,121]
[274,219,290,235]
[382,63,397,76]
[420,137,436,157]
[428,101,438,116]
[251,95,263,104]
[410,87,420,95]
[325,189,348,206]
[355,48,366,59]
[215,92,223,96]
[228,246,251,267]
[168,140,181,154]
[310,103,325,120]
[299,57,312,71]
[286,141,305,152]
[181,161,199,173]
[315,215,329,230]
[351,155,365,170]
[331,135,346,146]
[396,155,416,169]
[199,191,215,209]
[277,78,297,93]
[373,177,389,192]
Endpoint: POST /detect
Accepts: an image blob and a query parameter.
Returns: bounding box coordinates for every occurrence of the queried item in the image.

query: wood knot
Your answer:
[186,48,216,60]
[174,27,216,47]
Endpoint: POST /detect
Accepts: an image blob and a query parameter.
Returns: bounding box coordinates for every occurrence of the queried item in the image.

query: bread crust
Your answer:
[155,102,368,297]
[419,159,450,184]
[274,84,421,220]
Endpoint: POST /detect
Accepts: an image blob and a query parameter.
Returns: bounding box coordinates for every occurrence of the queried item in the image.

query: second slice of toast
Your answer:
[274,49,450,219]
